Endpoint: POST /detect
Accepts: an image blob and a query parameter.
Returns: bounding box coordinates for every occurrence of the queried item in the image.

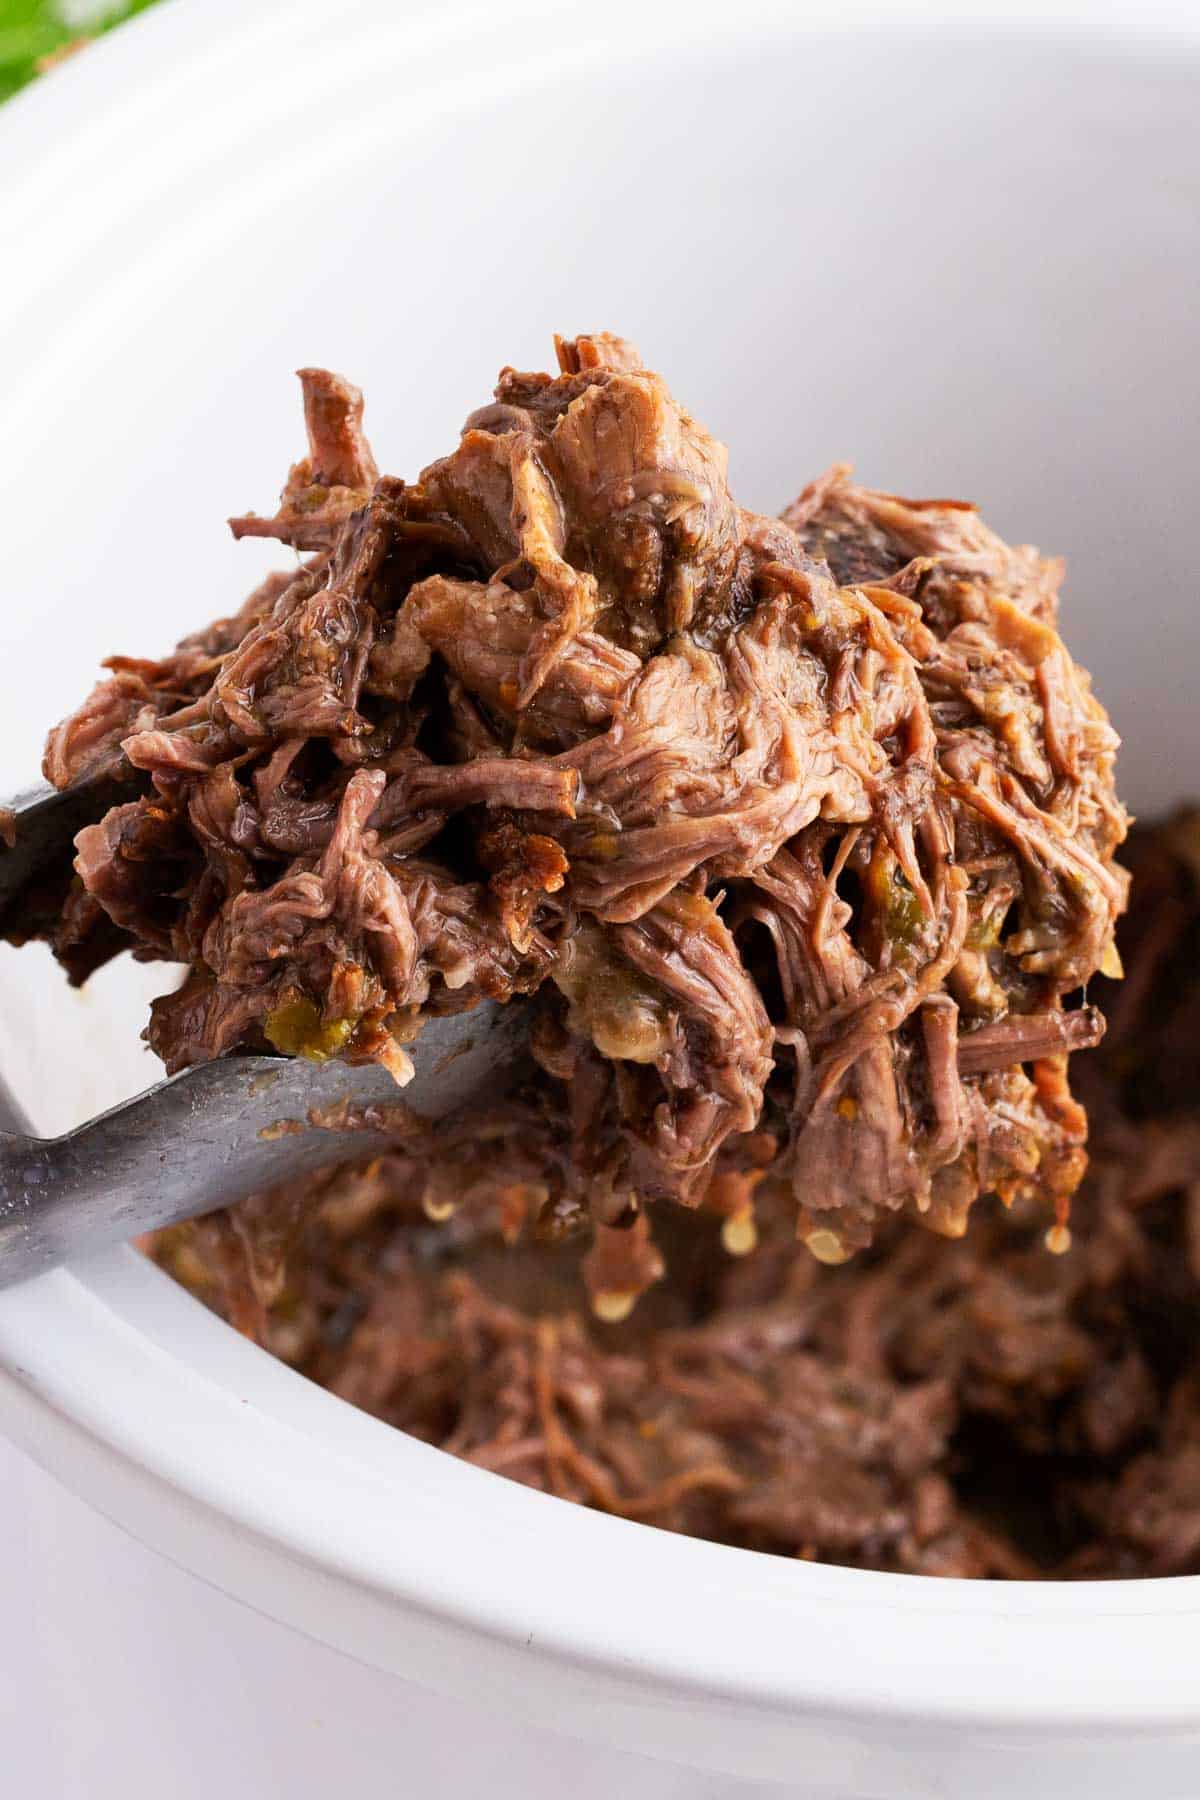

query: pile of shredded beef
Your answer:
[36,333,1127,1299]
[153,817,1200,1577]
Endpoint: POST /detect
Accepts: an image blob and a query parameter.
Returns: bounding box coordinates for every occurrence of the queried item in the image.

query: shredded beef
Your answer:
[33,333,1127,1282]
[151,815,1200,1578]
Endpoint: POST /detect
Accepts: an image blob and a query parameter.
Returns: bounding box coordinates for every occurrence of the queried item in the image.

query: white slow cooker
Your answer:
[1,2,1198,1794]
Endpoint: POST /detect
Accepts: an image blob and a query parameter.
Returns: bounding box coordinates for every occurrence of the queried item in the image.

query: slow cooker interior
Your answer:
[0,19,1196,1350]
[3,18,1200,1786]
[3,26,1196,1137]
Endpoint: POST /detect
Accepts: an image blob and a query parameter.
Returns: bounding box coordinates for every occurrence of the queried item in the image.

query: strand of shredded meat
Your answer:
[30,334,1127,1297]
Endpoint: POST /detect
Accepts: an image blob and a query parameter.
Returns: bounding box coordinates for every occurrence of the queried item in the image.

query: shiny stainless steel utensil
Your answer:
[0,783,529,1286]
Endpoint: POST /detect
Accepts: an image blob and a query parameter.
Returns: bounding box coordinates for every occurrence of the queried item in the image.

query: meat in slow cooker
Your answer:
[29,335,1127,1302]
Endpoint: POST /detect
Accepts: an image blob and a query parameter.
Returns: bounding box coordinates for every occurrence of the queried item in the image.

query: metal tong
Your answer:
[0,782,528,1287]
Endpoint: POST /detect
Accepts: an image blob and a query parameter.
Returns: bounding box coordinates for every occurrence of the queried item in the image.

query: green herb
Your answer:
[0,0,162,104]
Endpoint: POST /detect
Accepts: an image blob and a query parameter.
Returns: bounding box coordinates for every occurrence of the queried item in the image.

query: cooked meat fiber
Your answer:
[153,815,1200,1579]
[34,334,1127,1292]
